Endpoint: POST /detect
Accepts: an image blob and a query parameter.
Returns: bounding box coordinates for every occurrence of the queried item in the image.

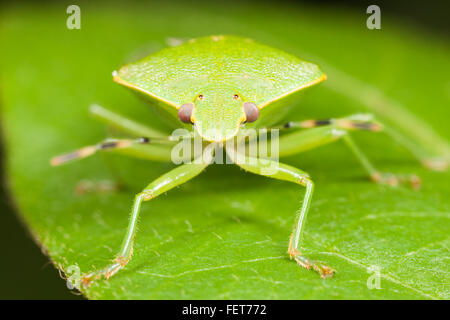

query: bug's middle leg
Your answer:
[276,116,420,188]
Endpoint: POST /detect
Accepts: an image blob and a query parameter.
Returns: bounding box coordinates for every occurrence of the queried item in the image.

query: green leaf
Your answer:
[1,1,449,299]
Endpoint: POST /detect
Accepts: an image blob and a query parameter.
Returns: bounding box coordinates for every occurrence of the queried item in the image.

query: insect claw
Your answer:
[410,175,421,190]
[371,172,421,190]
[293,254,335,278]
[319,266,333,277]
[81,273,97,288]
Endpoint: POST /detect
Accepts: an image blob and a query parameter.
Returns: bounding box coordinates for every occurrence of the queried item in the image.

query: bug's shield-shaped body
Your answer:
[113,35,326,141]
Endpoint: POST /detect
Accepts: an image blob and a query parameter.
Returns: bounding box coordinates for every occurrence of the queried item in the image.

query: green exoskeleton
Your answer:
[51,35,424,287]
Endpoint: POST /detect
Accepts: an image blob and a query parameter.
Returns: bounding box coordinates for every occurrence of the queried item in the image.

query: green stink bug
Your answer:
[51,35,420,286]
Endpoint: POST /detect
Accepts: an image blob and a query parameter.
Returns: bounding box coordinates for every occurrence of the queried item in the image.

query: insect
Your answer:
[51,35,420,287]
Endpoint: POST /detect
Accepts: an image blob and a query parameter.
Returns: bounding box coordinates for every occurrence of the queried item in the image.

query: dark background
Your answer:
[0,0,448,299]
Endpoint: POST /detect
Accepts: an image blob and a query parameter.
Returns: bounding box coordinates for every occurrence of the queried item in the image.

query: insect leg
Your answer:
[277,114,448,171]
[81,145,216,287]
[278,126,420,189]
[341,134,420,188]
[277,113,382,131]
[225,144,334,279]
[50,137,161,166]
[52,105,194,165]
[90,104,169,138]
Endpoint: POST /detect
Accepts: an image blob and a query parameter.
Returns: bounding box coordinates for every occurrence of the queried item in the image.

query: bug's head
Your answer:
[177,86,260,142]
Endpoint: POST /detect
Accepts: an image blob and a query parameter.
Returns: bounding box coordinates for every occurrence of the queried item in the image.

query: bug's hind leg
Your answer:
[81,146,215,287]
[277,114,421,189]
[226,144,335,279]
[341,134,421,188]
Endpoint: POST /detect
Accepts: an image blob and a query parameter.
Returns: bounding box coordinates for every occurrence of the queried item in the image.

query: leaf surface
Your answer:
[1,1,449,299]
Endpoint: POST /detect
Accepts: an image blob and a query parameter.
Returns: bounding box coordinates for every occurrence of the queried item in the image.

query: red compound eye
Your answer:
[178,103,194,123]
[233,94,239,100]
[243,102,259,123]
[198,95,204,100]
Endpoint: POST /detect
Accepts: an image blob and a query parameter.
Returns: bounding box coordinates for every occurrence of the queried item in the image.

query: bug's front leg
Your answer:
[80,147,215,287]
[225,144,334,279]
[50,137,156,166]
[51,104,196,166]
